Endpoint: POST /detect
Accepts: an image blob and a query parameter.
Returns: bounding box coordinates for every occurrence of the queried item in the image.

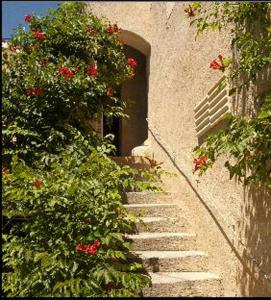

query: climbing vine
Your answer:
[186,2,271,188]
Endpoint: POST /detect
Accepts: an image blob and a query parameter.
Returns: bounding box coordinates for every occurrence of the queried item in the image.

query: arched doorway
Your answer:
[103,31,150,157]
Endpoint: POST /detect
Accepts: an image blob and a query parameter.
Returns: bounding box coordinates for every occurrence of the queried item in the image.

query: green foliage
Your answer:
[2,130,161,297]
[191,2,271,80]
[2,2,163,297]
[191,2,271,188]
[2,1,131,164]
[194,95,271,188]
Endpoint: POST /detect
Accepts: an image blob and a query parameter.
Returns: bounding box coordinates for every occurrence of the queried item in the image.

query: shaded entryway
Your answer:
[103,31,150,156]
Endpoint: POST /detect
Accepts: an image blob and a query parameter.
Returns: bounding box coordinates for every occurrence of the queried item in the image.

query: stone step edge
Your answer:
[132,250,208,259]
[148,271,221,284]
[126,191,172,196]
[135,216,181,224]
[126,232,196,239]
[124,203,178,208]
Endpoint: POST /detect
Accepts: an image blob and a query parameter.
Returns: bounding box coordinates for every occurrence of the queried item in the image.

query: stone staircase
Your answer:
[124,191,224,297]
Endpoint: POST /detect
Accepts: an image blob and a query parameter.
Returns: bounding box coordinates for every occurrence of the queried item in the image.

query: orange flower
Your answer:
[127,58,137,69]
[76,240,101,255]
[210,54,225,72]
[57,66,74,78]
[193,155,208,173]
[32,178,44,189]
[2,166,9,176]
[25,15,32,23]
[86,64,97,77]
[34,31,46,42]
[76,244,87,252]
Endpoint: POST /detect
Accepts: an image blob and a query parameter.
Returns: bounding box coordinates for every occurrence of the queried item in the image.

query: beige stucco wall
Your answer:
[86,2,271,296]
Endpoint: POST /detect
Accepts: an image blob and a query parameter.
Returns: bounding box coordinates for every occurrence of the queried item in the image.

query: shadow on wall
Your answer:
[231,21,271,294]
[238,185,271,296]
[233,66,271,295]
[149,121,271,296]
[231,65,271,117]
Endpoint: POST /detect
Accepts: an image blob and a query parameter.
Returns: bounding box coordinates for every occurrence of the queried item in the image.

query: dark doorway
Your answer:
[103,115,121,156]
[103,87,121,156]
[103,44,148,156]
[120,45,148,156]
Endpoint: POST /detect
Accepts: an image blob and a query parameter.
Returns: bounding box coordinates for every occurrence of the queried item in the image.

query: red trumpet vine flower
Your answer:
[210,54,225,72]
[33,31,46,42]
[57,66,74,78]
[76,240,101,255]
[25,15,32,23]
[127,58,137,69]
[193,155,208,173]
[87,64,97,77]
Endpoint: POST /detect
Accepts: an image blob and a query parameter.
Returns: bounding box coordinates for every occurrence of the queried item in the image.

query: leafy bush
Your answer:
[2,1,132,164]
[2,2,163,297]
[3,130,162,297]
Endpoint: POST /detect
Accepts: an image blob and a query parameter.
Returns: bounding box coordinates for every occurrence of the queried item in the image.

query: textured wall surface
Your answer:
[86,2,271,296]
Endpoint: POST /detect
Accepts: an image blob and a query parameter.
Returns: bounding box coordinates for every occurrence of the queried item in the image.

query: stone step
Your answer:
[134,217,186,233]
[133,250,209,272]
[143,272,223,297]
[124,203,179,217]
[125,191,173,204]
[126,232,196,251]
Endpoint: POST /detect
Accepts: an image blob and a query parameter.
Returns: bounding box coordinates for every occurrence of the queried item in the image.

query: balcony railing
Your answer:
[194,75,232,139]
